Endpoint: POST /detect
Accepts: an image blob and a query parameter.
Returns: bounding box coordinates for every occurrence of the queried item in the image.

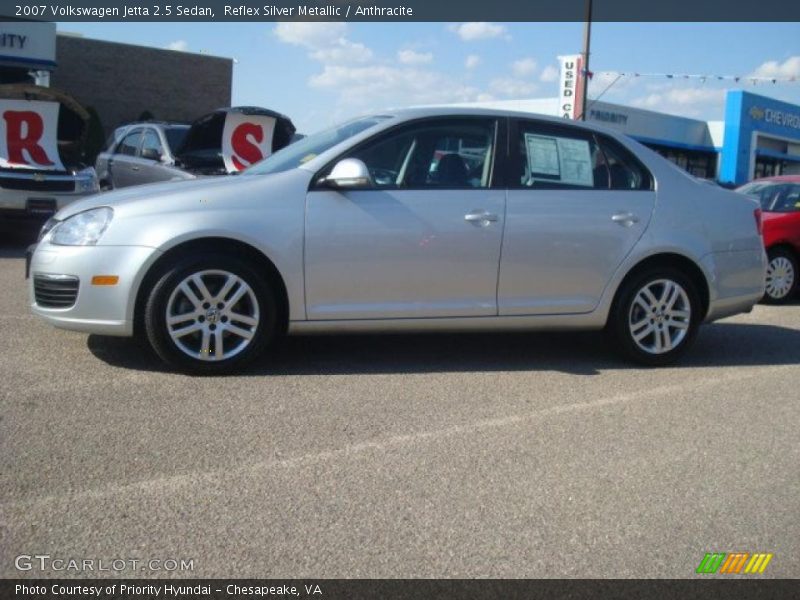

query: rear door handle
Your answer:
[465,210,499,226]
[131,166,140,171]
[611,212,639,227]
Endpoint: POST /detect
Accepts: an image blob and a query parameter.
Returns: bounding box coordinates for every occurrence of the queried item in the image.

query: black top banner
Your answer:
[2,0,800,22]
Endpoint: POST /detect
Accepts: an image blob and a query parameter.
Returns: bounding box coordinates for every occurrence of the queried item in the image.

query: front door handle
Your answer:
[611,212,639,227]
[465,210,499,226]
[131,166,140,171]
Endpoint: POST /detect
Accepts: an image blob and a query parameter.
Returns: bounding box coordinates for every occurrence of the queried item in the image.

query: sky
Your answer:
[57,21,800,133]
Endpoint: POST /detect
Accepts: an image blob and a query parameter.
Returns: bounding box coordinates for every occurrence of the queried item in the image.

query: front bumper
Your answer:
[29,242,161,336]
[0,187,96,220]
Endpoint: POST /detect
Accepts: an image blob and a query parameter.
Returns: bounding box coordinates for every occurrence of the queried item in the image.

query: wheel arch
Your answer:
[607,252,711,324]
[132,237,290,339]
[766,242,798,258]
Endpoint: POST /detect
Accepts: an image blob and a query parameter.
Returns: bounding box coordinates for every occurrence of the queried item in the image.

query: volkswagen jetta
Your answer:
[28,108,766,373]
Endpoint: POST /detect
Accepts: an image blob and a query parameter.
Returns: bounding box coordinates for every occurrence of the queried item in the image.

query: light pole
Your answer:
[580,0,593,121]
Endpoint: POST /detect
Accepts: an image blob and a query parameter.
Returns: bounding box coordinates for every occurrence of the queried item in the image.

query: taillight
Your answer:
[754,208,763,235]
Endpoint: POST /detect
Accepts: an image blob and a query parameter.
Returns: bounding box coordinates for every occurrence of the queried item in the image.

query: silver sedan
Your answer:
[28,108,766,373]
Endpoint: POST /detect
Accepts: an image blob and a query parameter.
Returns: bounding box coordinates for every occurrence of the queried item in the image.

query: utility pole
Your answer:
[580,0,593,121]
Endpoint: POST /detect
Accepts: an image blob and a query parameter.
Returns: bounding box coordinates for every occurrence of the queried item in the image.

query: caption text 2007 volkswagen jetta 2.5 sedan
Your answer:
[28,108,766,373]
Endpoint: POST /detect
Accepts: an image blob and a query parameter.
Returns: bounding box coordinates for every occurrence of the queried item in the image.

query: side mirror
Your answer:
[141,147,162,161]
[323,158,371,189]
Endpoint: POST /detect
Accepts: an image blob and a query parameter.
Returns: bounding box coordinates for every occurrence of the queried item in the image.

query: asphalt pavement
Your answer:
[1,231,798,578]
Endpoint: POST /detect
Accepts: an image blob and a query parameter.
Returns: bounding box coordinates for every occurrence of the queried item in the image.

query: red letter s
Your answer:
[230,122,264,171]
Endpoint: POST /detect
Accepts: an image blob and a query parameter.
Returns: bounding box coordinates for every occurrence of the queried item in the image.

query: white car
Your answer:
[28,108,766,373]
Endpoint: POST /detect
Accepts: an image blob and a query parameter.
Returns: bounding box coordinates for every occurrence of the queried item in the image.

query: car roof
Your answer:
[750,175,800,184]
[381,105,615,134]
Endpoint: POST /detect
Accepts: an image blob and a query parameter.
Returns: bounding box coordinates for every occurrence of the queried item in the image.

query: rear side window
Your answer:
[117,130,142,156]
[513,120,600,189]
[595,135,653,190]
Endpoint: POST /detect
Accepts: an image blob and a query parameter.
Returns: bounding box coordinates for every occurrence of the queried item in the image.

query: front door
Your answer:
[305,117,505,320]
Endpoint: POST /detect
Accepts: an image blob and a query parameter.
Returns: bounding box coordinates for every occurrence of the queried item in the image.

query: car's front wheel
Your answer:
[609,268,701,366]
[144,253,277,374]
[763,248,797,304]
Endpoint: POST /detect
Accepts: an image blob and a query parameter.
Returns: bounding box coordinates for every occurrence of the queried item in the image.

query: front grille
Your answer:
[0,177,75,192]
[33,274,79,308]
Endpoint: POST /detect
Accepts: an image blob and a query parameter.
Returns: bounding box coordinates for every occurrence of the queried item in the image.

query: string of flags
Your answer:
[582,70,798,85]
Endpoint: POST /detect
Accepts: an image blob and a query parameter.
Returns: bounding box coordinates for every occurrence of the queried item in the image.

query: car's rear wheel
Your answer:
[144,253,277,374]
[763,248,797,304]
[609,268,701,366]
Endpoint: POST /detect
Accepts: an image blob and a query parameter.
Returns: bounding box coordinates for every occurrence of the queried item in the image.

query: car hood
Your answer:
[54,169,308,221]
[174,106,296,175]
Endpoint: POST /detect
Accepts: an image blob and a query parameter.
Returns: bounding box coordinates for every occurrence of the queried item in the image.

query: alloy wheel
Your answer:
[628,279,691,355]
[165,269,260,361]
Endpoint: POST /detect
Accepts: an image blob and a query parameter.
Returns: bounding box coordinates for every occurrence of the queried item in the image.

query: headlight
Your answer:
[76,167,100,194]
[51,207,113,246]
[38,217,59,242]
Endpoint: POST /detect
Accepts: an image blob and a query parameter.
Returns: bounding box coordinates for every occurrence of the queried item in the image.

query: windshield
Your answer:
[165,126,189,152]
[737,181,800,212]
[243,115,392,176]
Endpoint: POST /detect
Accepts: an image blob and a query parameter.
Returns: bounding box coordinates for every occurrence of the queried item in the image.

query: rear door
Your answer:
[498,119,656,315]
[109,128,143,188]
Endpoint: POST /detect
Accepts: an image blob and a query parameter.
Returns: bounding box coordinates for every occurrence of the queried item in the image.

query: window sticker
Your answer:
[557,137,593,187]
[523,133,593,187]
[524,134,560,176]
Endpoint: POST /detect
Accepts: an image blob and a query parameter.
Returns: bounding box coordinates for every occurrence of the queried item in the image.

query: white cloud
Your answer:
[274,22,372,64]
[539,65,559,82]
[489,77,537,98]
[309,64,486,112]
[449,22,510,42]
[465,54,481,69]
[630,87,728,117]
[749,56,800,79]
[166,40,188,52]
[397,49,433,65]
[511,58,537,77]
[274,22,346,48]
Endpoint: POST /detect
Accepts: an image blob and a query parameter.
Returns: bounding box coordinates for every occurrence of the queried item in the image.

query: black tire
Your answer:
[144,252,278,374]
[763,247,797,305]
[608,267,702,366]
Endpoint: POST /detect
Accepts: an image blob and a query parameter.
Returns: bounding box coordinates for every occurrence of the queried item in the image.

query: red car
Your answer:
[737,175,800,303]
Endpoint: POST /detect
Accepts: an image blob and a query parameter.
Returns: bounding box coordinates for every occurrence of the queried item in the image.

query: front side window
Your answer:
[140,130,163,159]
[117,130,142,156]
[337,118,496,189]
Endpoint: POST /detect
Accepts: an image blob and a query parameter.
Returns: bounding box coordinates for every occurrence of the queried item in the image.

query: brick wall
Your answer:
[51,35,232,135]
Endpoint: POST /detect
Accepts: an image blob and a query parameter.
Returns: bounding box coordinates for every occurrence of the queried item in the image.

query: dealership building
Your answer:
[2,21,799,185]
[0,20,232,136]
[460,90,800,185]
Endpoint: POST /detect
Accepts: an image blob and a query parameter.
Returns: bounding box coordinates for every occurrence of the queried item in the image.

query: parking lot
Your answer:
[1,231,798,579]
